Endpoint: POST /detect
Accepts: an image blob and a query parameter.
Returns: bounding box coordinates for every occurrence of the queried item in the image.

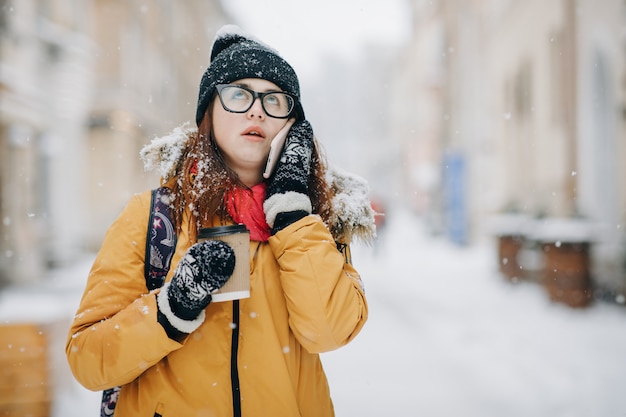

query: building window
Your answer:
[0,0,8,33]
[549,29,565,125]
[513,61,532,123]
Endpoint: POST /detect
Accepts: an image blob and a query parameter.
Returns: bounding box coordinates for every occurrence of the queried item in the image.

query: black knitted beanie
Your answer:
[196,25,304,126]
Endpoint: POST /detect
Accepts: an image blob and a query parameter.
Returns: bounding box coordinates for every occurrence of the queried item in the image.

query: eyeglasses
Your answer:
[215,84,297,119]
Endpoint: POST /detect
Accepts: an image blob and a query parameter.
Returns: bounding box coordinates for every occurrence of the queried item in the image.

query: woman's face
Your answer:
[212,78,292,183]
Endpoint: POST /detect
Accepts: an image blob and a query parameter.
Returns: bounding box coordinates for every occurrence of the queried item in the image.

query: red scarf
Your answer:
[225,183,270,242]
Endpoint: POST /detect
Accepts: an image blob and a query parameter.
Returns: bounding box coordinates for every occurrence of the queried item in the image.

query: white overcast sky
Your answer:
[222,0,412,78]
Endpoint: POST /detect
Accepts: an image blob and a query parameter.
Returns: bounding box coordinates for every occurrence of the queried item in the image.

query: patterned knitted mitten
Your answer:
[157,240,235,335]
[263,120,314,234]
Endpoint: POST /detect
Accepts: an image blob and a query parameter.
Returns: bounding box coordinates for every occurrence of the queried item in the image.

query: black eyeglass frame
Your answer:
[215,84,298,119]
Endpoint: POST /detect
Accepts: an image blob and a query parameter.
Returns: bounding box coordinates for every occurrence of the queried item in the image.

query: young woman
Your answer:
[66,25,375,417]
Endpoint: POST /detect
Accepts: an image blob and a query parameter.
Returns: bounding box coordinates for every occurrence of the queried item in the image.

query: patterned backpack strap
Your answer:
[100,386,120,417]
[100,187,177,416]
[145,187,178,290]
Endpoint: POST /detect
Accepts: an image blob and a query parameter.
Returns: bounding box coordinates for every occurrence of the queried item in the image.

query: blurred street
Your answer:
[324,206,626,416]
[2,204,625,416]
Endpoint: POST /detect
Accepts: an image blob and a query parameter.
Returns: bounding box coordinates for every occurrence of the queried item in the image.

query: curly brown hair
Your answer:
[167,98,334,239]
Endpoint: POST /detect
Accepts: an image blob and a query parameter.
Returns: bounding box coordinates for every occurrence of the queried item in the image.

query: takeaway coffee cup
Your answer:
[197,225,250,302]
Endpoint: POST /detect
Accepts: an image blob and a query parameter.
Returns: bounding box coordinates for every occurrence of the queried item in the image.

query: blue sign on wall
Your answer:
[443,151,467,245]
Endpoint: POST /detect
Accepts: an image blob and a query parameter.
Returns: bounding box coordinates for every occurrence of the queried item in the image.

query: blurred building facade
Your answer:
[0,0,228,285]
[395,0,626,294]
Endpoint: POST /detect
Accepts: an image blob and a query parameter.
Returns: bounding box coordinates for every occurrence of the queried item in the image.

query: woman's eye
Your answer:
[265,95,279,106]
[231,89,249,101]
[266,94,290,110]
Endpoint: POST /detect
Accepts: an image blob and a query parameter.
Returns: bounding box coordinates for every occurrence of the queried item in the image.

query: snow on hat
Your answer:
[195,25,304,126]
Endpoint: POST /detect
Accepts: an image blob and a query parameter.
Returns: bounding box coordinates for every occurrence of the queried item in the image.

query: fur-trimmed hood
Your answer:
[140,124,377,245]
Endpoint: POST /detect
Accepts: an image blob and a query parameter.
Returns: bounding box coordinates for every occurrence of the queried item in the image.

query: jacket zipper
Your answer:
[231,300,241,417]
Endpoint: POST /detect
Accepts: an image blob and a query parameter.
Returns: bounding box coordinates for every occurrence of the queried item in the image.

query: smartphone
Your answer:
[263,118,295,179]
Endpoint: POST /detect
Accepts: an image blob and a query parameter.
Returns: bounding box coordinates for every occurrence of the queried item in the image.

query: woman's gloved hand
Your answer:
[157,240,235,337]
[263,120,314,234]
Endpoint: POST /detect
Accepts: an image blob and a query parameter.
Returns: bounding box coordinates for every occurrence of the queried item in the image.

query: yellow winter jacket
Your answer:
[66,189,368,417]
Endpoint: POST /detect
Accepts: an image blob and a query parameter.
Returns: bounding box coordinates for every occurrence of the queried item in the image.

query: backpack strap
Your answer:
[100,187,177,417]
[145,187,178,290]
[100,385,120,417]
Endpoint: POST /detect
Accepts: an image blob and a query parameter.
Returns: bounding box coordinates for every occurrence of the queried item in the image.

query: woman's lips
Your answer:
[241,126,266,140]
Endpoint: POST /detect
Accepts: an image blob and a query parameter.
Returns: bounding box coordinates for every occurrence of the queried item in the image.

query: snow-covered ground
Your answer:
[1,204,625,416]
[324,206,626,416]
